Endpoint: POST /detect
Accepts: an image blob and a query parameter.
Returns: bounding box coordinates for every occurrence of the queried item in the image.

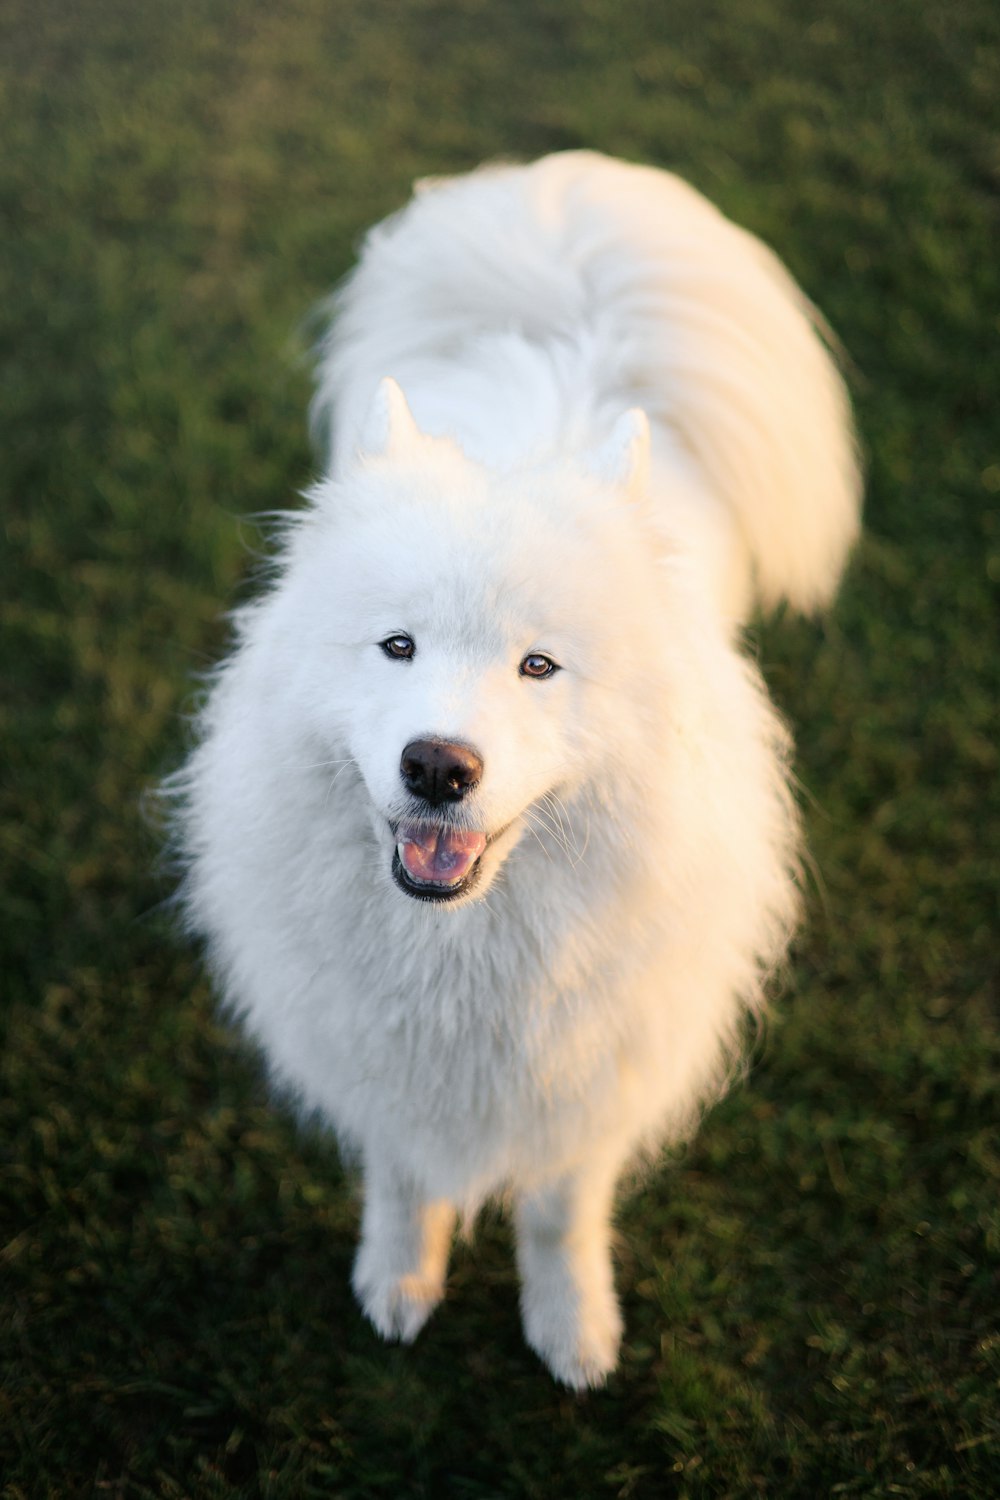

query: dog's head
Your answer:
[271,378,663,908]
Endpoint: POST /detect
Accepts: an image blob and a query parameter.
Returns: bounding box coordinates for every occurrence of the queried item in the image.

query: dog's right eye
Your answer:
[380,634,415,660]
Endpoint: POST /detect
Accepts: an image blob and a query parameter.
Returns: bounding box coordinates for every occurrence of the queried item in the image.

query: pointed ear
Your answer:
[358,376,423,459]
[586,408,650,498]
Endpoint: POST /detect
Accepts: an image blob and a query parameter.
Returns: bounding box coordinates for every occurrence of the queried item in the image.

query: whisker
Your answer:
[479,888,501,920]
[530,813,574,863]
[283,756,355,773]
[536,793,581,860]
[322,759,357,810]
[524,802,576,864]
[540,790,571,841]
[550,789,591,865]
[521,808,556,862]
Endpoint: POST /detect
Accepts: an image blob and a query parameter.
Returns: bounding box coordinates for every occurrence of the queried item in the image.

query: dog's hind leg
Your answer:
[352,1152,456,1343]
[515,1153,625,1389]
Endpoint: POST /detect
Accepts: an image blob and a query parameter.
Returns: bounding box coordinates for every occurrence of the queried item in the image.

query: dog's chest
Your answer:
[305,907,634,1154]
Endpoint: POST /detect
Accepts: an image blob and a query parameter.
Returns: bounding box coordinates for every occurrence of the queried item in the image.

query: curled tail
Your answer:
[314,151,861,613]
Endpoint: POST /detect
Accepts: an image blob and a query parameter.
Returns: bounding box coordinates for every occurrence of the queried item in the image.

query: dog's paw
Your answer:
[520,1279,623,1390]
[352,1261,444,1344]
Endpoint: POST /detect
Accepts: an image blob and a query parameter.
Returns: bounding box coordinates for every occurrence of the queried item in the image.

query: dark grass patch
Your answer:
[2,0,998,1494]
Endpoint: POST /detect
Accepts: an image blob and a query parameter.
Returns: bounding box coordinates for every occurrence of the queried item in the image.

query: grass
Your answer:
[2,0,998,1494]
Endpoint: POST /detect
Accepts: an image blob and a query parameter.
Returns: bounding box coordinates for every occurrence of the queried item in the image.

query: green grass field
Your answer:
[2,0,998,1494]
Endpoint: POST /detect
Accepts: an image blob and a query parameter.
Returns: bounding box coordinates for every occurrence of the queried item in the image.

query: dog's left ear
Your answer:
[586,409,650,501]
[357,376,423,459]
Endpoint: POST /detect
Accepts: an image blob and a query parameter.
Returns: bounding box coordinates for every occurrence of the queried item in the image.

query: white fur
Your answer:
[173,152,860,1388]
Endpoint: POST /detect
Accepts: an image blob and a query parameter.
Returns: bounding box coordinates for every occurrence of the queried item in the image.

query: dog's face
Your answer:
[276,380,658,908]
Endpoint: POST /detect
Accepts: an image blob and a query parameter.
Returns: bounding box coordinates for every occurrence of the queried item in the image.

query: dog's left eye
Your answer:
[519,653,559,679]
[380,634,415,660]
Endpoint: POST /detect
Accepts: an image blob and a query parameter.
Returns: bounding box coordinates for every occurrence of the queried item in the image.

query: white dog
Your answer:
[173,152,860,1387]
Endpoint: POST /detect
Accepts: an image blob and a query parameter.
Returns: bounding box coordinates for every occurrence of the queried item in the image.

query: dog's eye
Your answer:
[380,634,415,660]
[519,653,559,679]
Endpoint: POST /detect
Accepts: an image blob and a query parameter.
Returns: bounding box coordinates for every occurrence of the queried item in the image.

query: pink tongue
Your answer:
[398,823,487,885]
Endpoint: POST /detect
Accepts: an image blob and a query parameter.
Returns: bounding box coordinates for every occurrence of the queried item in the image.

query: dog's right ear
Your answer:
[357,377,423,459]
[585,408,651,502]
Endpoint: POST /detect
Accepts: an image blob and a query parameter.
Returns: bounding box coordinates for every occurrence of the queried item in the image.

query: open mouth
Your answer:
[391,820,489,903]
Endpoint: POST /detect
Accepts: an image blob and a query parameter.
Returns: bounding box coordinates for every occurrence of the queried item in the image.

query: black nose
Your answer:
[400,738,483,806]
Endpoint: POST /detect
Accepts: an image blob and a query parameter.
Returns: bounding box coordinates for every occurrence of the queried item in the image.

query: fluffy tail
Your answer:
[313,151,861,613]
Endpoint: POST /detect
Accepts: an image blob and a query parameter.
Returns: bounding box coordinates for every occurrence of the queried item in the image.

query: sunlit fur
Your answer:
[173,152,860,1388]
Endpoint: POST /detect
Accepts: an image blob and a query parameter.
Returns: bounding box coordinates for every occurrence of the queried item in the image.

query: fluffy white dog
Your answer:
[174,152,860,1387]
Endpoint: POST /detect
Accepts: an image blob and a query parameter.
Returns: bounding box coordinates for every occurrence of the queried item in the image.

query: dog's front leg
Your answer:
[352,1151,456,1343]
[515,1157,624,1389]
